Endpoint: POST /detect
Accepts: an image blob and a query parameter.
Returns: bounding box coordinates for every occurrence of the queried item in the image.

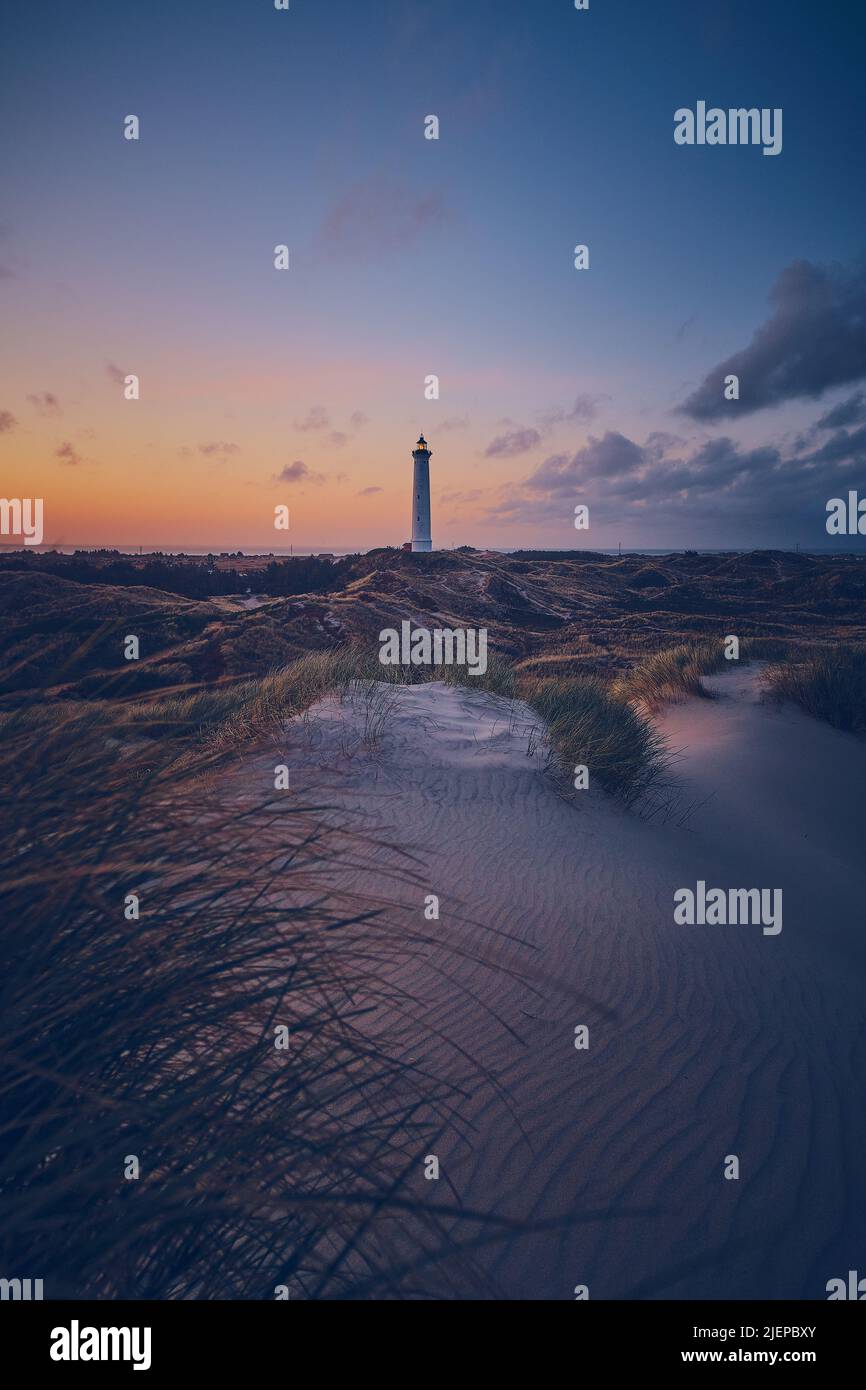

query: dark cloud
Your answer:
[679,257,866,421]
[105,362,126,385]
[480,413,866,541]
[328,431,348,448]
[278,460,310,482]
[438,415,470,433]
[644,430,687,456]
[350,411,369,429]
[27,391,61,417]
[484,426,541,458]
[814,390,866,430]
[321,178,448,257]
[276,460,325,485]
[198,441,241,456]
[0,410,17,433]
[525,432,644,494]
[55,441,82,466]
[357,485,382,496]
[807,423,866,465]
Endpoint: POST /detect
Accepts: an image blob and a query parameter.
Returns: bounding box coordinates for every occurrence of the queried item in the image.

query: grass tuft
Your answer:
[613,640,731,709]
[519,673,670,805]
[613,636,806,711]
[762,645,866,734]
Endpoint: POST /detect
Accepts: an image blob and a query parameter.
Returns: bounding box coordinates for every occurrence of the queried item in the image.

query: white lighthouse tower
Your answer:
[410,434,432,552]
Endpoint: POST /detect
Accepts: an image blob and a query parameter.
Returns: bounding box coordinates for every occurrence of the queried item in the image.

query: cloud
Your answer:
[675,313,697,342]
[27,391,61,417]
[567,393,608,422]
[320,178,448,257]
[524,431,644,494]
[357,485,382,496]
[328,431,348,448]
[0,410,17,433]
[484,426,542,458]
[55,441,82,466]
[806,422,866,465]
[276,460,325,485]
[198,441,241,456]
[814,390,866,430]
[294,406,330,432]
[539,393,611,430]
[350,411,369,429]
[479,411,866,540]
[679,256,866,421]
[105,362,126,385]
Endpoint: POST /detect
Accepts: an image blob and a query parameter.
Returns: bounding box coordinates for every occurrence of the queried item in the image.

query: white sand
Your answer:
[247,669,866,1299]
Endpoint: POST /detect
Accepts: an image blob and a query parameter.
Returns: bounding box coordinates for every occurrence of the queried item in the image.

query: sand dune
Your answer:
[246,669,866,1299]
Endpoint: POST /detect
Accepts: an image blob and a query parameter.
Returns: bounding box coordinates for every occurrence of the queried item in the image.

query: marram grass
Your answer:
[0,702,545,1299]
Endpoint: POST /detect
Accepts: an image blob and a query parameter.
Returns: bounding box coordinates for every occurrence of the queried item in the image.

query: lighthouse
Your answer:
[410,434,432,552]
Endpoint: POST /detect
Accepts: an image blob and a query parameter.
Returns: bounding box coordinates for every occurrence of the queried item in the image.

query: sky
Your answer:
[2,0,866,552]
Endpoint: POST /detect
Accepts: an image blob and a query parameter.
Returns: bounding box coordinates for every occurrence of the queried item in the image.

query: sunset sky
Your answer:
[2,0,865,551]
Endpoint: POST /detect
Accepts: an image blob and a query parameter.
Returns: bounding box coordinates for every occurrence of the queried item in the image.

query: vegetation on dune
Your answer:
[614,635,866,739]
[0,549,358,600]
[613,641,724,709]
[4,628,860,815]
[613,636,810,711]
[0,702,545,1299]
[3,556,863,1300]
[520,673,670,805]
[762,645,866,734]
[4,549,865,702]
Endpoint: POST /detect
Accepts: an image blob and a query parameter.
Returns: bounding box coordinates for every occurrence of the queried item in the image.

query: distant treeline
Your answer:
[0,551,362,598]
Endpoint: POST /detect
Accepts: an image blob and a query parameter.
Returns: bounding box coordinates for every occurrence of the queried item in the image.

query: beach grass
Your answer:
[0,701,531,1299]
[519,672,671,804]
[613,636,809,711]
[762,644,866,734]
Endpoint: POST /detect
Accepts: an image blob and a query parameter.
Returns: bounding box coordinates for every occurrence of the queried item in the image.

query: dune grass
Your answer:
[1,641,669,802]
[613,640,724,709]
[762,645,866,734]
[13,632,825,809]
[614,636,800,711]
[0,702,541,1299]
[519,672,670,805]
